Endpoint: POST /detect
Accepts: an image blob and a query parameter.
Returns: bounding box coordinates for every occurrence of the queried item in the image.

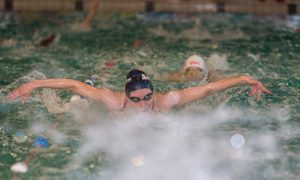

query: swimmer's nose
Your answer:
[139,101,146,107]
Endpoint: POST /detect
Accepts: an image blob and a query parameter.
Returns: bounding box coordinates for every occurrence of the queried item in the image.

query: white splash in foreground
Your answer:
[11,162,28,173]
[66,107,294,180]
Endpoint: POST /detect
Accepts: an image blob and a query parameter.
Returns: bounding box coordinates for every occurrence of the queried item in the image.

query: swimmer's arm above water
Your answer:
[6,79,123,109]
[160,75,272,108]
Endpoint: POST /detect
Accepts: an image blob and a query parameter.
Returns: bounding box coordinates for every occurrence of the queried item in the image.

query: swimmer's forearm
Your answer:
[31,79,101,99]
[7,79,87,101]
[31,79,82,90]
[204,75,247,95]
[7,79,123,108]
[31,79,108,99]
[202,75,271,102]
[174,76,247,105]
[31,79,122,105]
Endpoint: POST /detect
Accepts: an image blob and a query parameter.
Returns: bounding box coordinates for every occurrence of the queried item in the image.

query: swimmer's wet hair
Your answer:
[125,69,153,96]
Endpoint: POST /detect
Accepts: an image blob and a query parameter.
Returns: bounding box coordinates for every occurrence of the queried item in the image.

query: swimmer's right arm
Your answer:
[6,79,123,109]
[6,79,87,101]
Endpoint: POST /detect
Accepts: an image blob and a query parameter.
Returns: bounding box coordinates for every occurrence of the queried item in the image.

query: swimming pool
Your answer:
[0,12,299,179]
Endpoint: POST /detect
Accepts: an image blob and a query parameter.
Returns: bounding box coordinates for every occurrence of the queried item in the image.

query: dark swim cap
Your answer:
[125,69,153,96]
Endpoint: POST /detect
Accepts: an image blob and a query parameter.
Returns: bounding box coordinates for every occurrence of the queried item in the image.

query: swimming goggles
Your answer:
[128,92,153,103]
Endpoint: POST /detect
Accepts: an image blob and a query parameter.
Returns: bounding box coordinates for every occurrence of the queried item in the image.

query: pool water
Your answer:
[0,12,299,179]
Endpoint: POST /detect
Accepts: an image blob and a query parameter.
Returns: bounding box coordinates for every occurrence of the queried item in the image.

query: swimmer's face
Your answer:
[127,88,154,111]
[184,67,205,81]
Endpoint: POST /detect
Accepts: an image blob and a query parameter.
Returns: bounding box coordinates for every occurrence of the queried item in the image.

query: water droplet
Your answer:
[230,134,245,149]
[131,153,145,167]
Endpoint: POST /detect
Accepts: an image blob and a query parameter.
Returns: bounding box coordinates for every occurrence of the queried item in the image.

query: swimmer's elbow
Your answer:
[68,80,85,92]
[201,85,215,97]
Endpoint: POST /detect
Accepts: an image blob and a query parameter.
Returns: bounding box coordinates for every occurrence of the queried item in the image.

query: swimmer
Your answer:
[6,69,271,113]
[72,0,100,31]
[164,55,225,83]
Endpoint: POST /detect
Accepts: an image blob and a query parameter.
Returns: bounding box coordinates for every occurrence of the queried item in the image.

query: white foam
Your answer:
[65,106,291,180]
[11,162,28,173]
[207,53,229,71]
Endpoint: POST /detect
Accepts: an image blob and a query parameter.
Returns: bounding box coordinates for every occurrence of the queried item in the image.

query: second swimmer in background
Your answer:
[164,54,226,83]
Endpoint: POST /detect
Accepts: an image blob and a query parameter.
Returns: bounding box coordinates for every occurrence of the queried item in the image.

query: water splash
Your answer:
[62,106,296,180]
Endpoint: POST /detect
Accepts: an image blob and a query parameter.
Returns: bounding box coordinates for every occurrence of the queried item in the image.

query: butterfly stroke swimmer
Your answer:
[6,69,271,113]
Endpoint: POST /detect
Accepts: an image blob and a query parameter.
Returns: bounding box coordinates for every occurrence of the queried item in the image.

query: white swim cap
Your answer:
[183,55,207,71]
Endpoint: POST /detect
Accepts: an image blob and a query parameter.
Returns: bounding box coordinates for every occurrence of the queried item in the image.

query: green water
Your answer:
[0,12,299,179]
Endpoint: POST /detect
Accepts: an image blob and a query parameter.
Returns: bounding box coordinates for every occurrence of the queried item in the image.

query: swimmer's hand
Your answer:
[243,76,272,101]
[6,83,34,103]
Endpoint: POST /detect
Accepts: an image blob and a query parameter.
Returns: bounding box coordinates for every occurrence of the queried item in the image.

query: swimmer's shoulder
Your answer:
[153,91,180,112]
[94,90,126,111]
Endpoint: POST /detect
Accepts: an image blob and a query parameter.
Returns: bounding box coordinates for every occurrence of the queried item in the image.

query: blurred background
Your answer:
[0,0,299,15]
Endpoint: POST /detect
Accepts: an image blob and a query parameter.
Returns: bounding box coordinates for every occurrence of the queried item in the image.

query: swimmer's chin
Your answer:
[138,108,152,112]
[128,107,152,113]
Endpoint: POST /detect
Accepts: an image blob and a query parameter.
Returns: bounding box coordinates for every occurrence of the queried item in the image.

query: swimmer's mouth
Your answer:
[136,106,152,112]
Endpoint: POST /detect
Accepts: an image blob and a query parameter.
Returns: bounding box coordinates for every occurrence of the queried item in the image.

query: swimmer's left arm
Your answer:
[163,75,271,107]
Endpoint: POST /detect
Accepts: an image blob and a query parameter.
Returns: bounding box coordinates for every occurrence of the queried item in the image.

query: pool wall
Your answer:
[0,0,299,15]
